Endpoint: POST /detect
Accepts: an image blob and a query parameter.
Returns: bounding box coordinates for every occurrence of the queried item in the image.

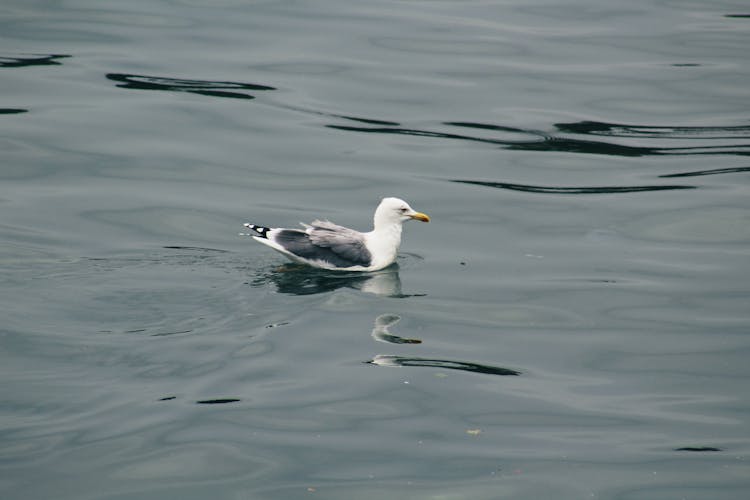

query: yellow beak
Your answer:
[410,212,430,223]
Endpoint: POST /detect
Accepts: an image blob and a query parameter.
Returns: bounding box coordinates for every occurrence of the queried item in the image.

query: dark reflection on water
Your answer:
[446,121,666,157]
[450,179,696,195]
[554,121,750,140]
[328,120,750,157]
[150,329,193,337]
[0,108,27,114]
[279,104,402,126]
[0,54,70,67]
[674,447,722,452]
[105,75,402,127]
[660,166,750,178]
[106,73,275,99]
[195,399,241,405]
[327,123,510,145]
[104,70,750,160]
[368,355,521,376]
[336,115,400,126]
[249,263,409,297]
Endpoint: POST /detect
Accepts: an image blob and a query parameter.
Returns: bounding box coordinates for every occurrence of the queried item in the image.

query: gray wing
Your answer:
[306,220,372,266]
[270,220,372,268]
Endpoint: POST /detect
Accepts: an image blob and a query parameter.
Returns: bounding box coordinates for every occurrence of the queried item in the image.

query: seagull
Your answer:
[243,197,429,271]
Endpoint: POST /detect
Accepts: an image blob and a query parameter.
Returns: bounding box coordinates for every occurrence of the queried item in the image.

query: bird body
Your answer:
[244,197,429,271]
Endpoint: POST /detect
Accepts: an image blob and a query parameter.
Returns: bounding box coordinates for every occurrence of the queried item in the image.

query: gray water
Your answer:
[2,1,749,499]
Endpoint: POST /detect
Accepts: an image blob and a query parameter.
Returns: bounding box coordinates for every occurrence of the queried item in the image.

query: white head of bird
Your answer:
[373,197,430,230]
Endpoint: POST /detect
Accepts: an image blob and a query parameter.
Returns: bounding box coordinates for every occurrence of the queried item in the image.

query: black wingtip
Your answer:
[244,223,271,239]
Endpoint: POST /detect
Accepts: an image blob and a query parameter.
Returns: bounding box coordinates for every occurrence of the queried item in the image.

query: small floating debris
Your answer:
[265,322,290,328]
[196,398,241,405]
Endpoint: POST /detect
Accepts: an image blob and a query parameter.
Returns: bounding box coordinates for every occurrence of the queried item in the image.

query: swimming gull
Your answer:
[243,197,429,271]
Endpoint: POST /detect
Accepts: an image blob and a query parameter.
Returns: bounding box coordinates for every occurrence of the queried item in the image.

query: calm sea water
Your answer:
[2,1,749,498]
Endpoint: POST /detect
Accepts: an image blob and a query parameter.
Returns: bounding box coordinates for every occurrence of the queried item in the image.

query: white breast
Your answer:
[364,223,403,271]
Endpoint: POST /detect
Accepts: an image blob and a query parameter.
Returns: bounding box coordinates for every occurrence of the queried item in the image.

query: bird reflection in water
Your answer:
[251,263,423,297]
[367,315,521,375]
[371,314,421,344]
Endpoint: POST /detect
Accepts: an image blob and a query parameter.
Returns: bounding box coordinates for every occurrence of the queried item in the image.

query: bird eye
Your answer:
[399,207,408,213]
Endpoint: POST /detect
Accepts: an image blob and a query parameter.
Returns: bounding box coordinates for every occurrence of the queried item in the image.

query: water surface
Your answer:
[1,1,749,499]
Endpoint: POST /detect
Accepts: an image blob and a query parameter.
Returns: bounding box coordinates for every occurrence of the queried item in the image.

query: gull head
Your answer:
[373,197,430,229]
